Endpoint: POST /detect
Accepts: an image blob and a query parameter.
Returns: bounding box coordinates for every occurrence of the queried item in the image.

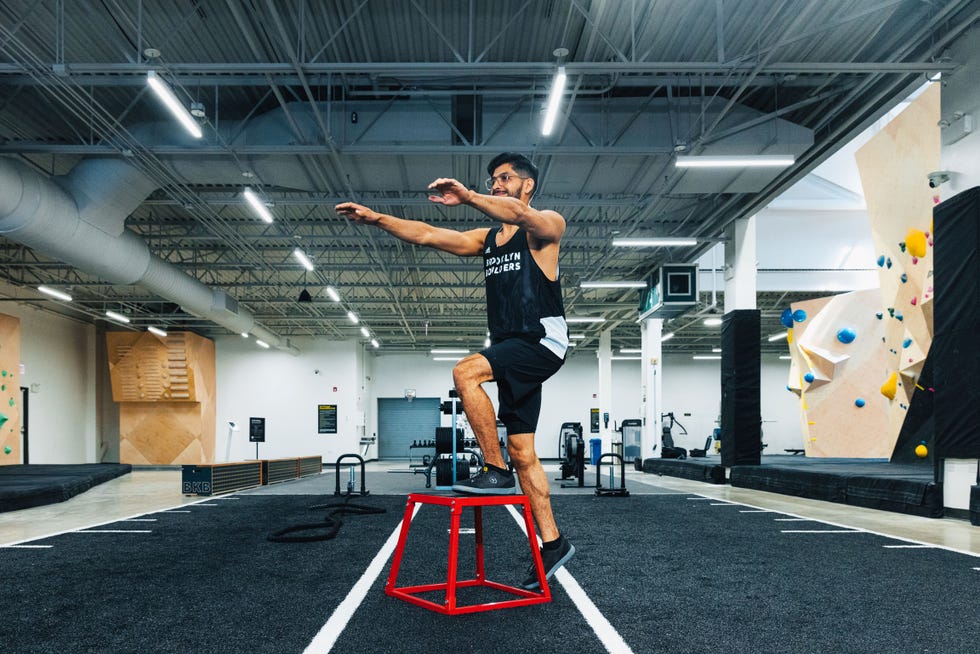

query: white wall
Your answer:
[0,302,97,463]
[215,336,367,464]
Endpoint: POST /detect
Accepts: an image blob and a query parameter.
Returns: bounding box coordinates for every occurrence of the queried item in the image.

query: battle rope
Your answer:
[267,493,387,543]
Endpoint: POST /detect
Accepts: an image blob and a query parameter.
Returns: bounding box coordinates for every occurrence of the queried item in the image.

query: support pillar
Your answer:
[640,318,664,462]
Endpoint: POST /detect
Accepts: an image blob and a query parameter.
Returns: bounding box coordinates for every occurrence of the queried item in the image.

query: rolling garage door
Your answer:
[377,397,440,460]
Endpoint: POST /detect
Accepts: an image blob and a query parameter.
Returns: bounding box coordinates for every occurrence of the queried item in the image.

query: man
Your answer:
[335,152,573,589]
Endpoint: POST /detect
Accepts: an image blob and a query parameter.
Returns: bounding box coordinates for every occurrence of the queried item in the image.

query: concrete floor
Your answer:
[1,462,978,555]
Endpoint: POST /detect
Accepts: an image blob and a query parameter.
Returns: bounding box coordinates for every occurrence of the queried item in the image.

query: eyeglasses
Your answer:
[484,173,529,190]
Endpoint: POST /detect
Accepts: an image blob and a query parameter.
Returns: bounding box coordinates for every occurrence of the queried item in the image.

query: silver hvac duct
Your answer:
[0,156,297,354]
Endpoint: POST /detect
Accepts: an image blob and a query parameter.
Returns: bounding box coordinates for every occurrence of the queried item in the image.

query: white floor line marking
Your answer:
[973,568,980,572]
[192,503,220,506]
[682,492,980,559]
[0,496,215,547]
[74,529,153,534]
[709,502,734,506]
[505,505,635,654]
[883,545,933,549]
[304,503,421,654]
[739,510,773,513]
[1,544,53,549]
[774,518,810,522]
[781,530,862,534]
[686,497,712,500]
[122,519,157,522]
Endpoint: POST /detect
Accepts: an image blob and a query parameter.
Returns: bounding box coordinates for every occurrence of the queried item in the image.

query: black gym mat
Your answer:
[3,492,980,653]
[0,464,132,512]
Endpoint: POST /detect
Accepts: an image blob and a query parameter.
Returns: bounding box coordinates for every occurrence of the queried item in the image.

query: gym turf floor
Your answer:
[1,474,978,653]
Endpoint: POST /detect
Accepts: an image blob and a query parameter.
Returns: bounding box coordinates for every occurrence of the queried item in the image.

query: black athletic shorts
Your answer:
[479,338,565,435]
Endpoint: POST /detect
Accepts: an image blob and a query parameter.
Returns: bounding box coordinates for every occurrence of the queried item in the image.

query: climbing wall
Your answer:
[0,313,21,465]
[785,290,892,457]
[107,331,216,464]
[783,83,939,458]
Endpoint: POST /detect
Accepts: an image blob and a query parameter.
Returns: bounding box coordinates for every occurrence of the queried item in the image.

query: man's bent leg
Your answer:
[507,433,558,542]
[452,353,506,469]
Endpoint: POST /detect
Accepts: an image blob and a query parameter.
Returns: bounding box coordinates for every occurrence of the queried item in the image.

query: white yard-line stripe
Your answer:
[304,503,421,654]
[683,492,980,559]
[883,545,934,549]
[506,505,634,654]
[74,529,153,534]
[781,530,862,534]
[1,544,53,549]
[0,496,215,548]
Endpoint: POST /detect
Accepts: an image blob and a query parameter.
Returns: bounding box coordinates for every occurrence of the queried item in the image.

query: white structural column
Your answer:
[597,329,613,454]
[640,318,664,460]
[724,215,758,311]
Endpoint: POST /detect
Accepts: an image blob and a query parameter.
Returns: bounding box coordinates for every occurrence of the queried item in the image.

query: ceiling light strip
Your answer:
[146,71,202,139]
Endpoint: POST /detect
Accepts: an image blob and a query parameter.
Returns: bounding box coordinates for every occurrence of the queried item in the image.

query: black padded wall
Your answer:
[720,310,761,467]
[932,186,980,459]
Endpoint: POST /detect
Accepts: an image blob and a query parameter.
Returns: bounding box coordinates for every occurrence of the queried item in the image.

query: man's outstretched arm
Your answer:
[427,178,565,243]
[335,201,487,257]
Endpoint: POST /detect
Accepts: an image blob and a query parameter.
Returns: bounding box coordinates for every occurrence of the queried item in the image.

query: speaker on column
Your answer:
[720,310,761,467]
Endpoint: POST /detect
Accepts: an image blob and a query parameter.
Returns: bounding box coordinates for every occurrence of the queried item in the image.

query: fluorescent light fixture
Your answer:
[662,332,675,342]
[612,238,698,247]
[620,348,642,354]
[360,327,370,338]
[541,66,567,136]
[580,280,647,289]
[484,337,491,348]
[703,317,723,326]
[325,286,341,302]
[371,339,380,348]
[692,355,722,360]
[767,332,789,342]
[347,311,359,324]
[37,285,72,301]
[146,70,202,139]
[255,339,270,349]
[433,356,463,362]
[243,187,274,223]
[293,248,314,271]
[147,326,168,337]
[569,334,586,340]
[568,341,576,347]
[675,155,794,168]
[241,332,249,338]
[105,310,130,324]
[612,356,642,361]
[779,355,792,360]
[566,316,606,324]
[712,347,722,353]
[431,349,469,354]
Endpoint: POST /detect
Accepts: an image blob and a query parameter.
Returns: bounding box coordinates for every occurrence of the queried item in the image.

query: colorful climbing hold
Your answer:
[792,309,807,323]
[836,327,856,344]
[804,372,815,383]
[855,398,866,408]
[903,338,912,348]
[880,372,898,400]
[781,308,794,329]
[905,228,927,258]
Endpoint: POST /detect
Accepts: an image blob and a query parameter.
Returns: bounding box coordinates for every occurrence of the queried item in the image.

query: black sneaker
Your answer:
[521,536,575,590]
[452,464,516,495]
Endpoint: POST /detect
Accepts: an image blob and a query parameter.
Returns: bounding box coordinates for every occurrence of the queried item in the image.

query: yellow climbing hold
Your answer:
[880,372,898,400]
[905,228,927,258]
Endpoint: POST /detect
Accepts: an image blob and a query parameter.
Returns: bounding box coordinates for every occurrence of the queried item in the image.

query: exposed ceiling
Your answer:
[0,0,976,356]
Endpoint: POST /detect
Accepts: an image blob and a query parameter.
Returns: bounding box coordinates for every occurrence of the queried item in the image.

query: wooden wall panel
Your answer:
[110,331,216,465]
[0,313,21,465]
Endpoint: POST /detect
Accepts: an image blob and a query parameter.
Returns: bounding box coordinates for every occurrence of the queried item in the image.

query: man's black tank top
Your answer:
[482,227,568,358]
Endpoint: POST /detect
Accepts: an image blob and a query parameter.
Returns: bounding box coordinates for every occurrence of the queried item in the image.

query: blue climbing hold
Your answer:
[855,398,866,408]
[780,308,794,329]
[804,372,815,383]
[792,309,807,323]
[836,327,856,344]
